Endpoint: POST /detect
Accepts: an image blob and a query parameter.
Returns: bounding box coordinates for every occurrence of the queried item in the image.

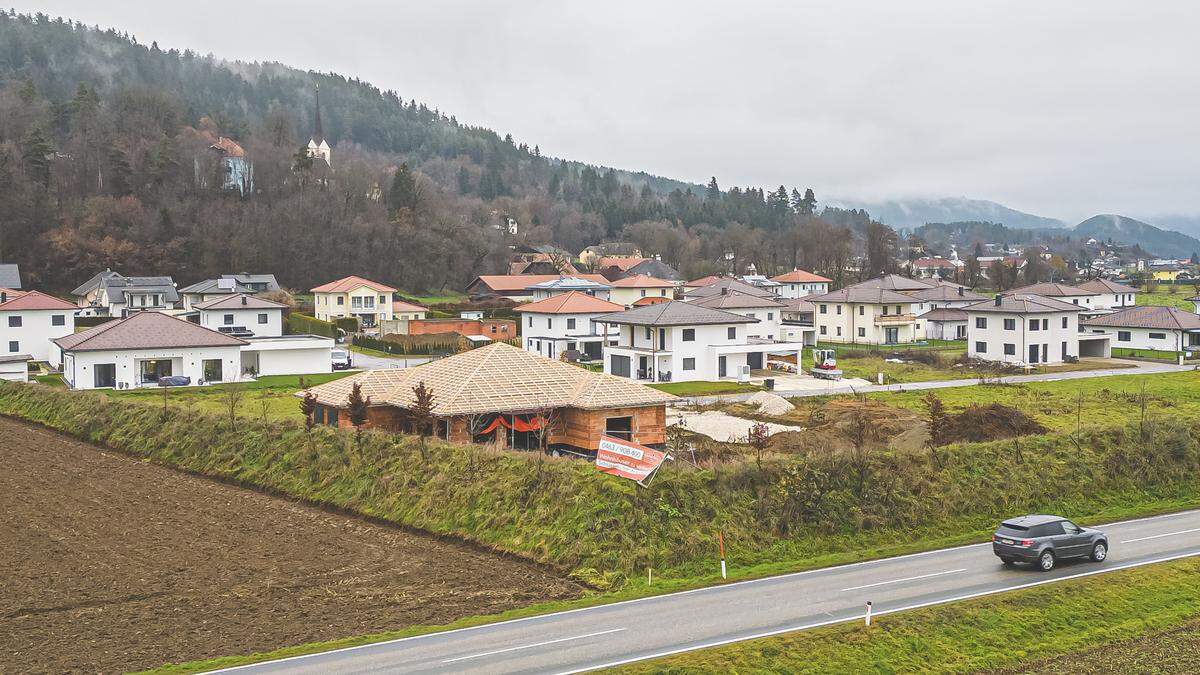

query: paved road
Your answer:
[344,351,435,370]
[216,509,1200,674]
[688,359,1194,405]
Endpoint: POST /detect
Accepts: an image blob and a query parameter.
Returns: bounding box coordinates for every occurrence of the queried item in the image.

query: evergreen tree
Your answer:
[457,165,471,195]
[388,162,419,214]
[20,127,53,187]
[706,176,721,201]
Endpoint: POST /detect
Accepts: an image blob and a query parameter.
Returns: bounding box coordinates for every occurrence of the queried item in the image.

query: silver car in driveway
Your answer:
[992,514,1109,571]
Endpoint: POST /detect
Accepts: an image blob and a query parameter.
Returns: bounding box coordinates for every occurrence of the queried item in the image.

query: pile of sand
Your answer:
[746,391,794,416]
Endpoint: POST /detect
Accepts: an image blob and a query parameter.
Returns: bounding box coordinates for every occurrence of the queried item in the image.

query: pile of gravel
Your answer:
[746,391,794,416]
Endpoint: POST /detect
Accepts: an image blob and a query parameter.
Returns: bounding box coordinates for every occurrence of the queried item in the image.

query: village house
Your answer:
[593,301,807,383]
[806,285,921,345]
[620,258,683,282]
[516,291,624,361]
[1008,282,1101,311]
[579,242,641,268]
[56,311,332,390]
[607,274,676,307]
[919,307,968,340]
[221,273,280,293]
[391,299,428,321]
[192,294,287,337]
[687,290,788,340]
[311,276,396,328]
[0,290,77,367]
[466,274,611,302]
[769,269,831,298]
[964,294,1109,365]
[1076,277,1138,310]
[908,256,964,279]
[1081,306,1200,354]
[528,276,613,301]
[56,311,249,389]
[178,278,256,310]
[683,276,776,300]
[299,342,675,452]
[71,270,179,317]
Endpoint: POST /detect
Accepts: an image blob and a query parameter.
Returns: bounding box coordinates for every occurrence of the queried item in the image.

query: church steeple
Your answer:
[306,84,331,167]
[312,84,324,144]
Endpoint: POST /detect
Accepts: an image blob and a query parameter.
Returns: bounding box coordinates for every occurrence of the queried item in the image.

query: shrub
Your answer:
[287,312,337,338]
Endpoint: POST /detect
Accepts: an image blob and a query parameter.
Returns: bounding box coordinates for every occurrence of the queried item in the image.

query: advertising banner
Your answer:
[596,435,667,484]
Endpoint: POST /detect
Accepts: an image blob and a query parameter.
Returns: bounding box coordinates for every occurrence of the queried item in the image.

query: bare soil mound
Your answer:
[0,418,580,673]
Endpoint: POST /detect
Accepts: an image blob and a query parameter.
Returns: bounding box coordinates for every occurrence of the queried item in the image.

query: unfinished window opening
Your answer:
[605,415,633,441]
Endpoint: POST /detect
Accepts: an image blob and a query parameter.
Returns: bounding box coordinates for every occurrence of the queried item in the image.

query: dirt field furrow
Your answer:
[0,417,580,672]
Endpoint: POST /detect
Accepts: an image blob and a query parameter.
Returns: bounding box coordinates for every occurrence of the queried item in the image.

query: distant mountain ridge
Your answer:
[1074,214,1200,259]
[825,197,1067,231]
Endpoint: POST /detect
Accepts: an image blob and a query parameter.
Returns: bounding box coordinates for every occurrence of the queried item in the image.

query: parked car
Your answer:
[992,514,1108,571]
[331,348,353,370]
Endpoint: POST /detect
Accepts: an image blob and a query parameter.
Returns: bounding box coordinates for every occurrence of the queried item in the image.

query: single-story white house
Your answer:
[55,311,331,390]
[919,307,968,340]
[0,353,31,382]
[1081,306,1200,354]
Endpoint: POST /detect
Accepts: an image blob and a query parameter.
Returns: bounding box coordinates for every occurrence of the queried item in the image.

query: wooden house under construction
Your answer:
[299,342,675,451]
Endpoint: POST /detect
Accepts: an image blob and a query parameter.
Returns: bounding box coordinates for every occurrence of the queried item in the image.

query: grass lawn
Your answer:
[1135,289,1198,310]
[616,557,1200,674]
[1112,346,1188,361]
[877,369,1200,434]
[109,372,356,421]
[399,290,468,305]
[649,381,765,396]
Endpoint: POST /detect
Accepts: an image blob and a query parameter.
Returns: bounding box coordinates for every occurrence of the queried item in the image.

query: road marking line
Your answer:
[205,508,1200,673]
[840,568,966,592]
[1121,527,1200,544]
[441,628,625,664]
[556,549,1200,674]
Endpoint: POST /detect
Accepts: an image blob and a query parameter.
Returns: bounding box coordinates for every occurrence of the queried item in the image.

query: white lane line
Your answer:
[442,628,626,664]
[840,568,966,592]
[206,507,1200,673]
[1121,527,1200,544]
[557,549,1200,675]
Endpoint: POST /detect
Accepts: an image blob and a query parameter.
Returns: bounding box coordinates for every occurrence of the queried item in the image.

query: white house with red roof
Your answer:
[769,269,832,298]
[311,276,397,328]
[0,289,77,367]
[391,299,428,321]
[515,291,624,361]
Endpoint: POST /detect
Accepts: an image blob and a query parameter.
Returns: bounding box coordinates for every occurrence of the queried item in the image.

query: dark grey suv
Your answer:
[992,515,1108,571]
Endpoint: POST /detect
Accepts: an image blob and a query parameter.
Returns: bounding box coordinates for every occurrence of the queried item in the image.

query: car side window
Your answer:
[1061,521,1082,535]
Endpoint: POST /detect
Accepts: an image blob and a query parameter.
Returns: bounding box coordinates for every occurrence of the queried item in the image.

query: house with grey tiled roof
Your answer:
[592,300,809,383]
[1082,306,1200,354]
[806,284,924,346]
[963,293,1110,365]
[56,310,333,390]
[71,269,179,317]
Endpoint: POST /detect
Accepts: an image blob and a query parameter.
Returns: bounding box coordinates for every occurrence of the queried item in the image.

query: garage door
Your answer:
[747,352,763,369]
[611,354,631,377]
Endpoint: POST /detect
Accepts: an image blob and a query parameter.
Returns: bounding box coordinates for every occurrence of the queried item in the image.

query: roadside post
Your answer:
[865,601,873,626]
[718,531,727,579]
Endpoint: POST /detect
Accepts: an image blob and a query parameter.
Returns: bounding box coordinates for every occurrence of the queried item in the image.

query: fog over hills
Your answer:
[826,197,1067,231]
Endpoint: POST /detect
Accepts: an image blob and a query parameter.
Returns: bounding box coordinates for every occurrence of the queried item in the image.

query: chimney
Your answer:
[241,295,247,306]
[958,286,964,297]
[994,294,1002,306]
[0,292,6,303]
[721,287,730,296]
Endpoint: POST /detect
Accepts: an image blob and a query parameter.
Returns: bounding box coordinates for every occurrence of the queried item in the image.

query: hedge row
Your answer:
[286,312,338,338]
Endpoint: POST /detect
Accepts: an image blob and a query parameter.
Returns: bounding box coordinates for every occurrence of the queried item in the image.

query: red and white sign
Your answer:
[596,435,667,483]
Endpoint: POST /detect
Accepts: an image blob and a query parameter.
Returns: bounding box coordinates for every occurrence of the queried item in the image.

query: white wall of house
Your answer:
[314,287,394,324]
[924,319,967,341]
[61,345,244,390]
[241,338,334,376]
[198,307,284,337]
[0,308,74,366]
[777,281,828,299]
[609,286,672,307]
[0,358,28,382]
[1089,291,1137,310]
[1087,326,1200,353]
[394,310,427,321]
[812,301,919,345]
[520,311,614,358]
[967,311,1079,365]
[602,322,803,382]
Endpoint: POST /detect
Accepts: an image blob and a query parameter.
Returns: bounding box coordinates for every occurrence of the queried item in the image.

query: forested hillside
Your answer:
[0,11,898,292]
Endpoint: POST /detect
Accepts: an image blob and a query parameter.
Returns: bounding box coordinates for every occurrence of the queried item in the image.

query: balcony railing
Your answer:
[874,313,916,325]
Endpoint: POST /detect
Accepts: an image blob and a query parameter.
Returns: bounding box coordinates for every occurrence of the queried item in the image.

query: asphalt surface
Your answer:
[215,508,1200,674]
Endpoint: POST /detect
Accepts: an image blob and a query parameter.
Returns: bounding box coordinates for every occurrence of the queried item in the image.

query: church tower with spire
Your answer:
[306,85,332,167]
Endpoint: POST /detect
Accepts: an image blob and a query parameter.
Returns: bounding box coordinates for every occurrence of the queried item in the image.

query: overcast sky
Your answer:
[23,1,1200,221]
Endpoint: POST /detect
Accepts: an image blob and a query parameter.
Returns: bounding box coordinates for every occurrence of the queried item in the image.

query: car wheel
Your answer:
[1091,541,1108,562]
[1038,550,1056,571]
